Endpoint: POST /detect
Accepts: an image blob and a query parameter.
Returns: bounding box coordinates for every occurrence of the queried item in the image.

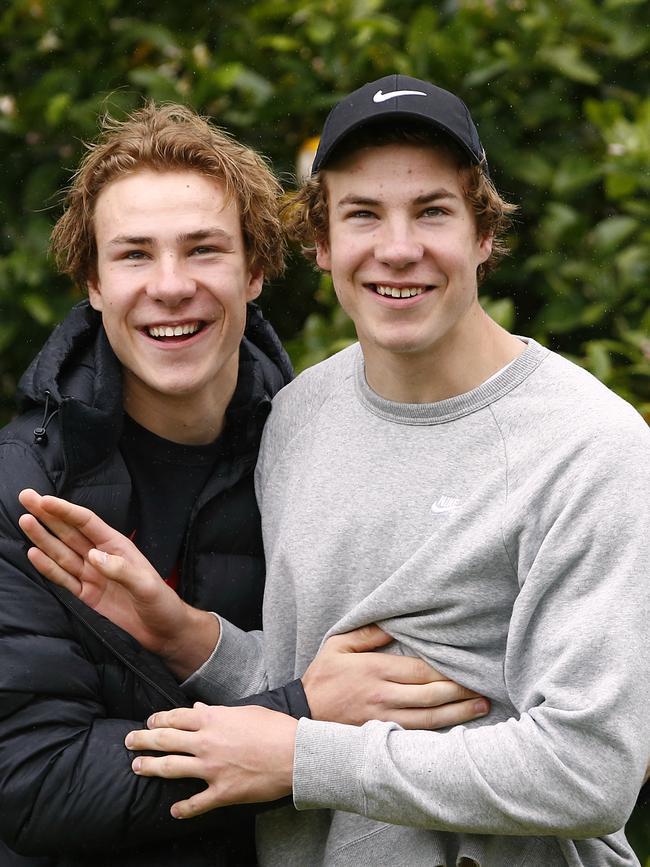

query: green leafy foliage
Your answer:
[3,0,648,427]
[0,0,649,852]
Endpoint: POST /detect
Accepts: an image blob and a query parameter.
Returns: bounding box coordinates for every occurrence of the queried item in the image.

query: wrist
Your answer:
[276,715,298,797]
[162,605,221,680]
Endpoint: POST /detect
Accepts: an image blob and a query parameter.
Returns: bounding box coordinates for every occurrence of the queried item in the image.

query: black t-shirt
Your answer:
[119,415,223,589]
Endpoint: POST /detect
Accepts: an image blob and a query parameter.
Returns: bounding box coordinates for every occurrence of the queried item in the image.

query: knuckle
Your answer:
[368,687,387,708]
[160,755,175,775]
[410,657,433,681]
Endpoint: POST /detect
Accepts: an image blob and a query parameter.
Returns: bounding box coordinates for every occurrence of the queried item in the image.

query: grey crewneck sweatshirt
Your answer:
[189,339,650,866]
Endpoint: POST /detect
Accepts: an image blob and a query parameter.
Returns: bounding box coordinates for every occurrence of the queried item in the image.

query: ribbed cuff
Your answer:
[183,616,266,704]
[293,718,369,814]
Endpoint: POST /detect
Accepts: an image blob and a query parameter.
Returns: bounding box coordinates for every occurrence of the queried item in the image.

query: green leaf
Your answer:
[480,296,515,331]
[537,45,600,84]
[552,157,601,196]
[584,341,613,381]
[22,293,56,326]
[590,216,639,253]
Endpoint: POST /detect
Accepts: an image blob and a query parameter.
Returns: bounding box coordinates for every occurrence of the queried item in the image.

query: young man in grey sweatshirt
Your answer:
[19,76,650,866]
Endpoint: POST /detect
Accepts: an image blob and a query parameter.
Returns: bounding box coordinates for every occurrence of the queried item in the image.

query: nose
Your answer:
[374,218,424,269]
[147,254,196,306]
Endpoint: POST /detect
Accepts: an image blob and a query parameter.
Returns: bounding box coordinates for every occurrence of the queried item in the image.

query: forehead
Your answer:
[93,168,240,239]
[324,142,467,201]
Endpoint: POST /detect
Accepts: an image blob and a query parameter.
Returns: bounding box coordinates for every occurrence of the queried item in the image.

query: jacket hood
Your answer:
[16,299,292,481]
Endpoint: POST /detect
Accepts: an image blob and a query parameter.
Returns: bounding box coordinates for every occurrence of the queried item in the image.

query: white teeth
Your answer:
[375,285,424,298]
[148,322,201,338]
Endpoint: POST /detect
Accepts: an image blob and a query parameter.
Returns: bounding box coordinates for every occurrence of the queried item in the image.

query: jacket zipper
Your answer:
[50,584,183,708]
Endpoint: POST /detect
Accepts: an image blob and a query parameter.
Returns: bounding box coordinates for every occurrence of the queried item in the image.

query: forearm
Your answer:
[160,604,221,681]
[183,616,267,703]
[228,677,311,719]
[293,710,645,837]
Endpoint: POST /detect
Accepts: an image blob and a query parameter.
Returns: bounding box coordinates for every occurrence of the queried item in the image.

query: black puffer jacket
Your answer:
[0,301,306,867]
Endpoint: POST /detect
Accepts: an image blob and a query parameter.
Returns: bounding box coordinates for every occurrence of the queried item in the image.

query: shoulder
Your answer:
[497,344,650,496]
[504,343,649,446]
[0,414,59,535]
[270,343,359,424]
[255,344,359,484]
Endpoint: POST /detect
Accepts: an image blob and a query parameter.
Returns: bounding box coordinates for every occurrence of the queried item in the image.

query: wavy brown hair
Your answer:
[51,102,285,287]
[281,121,517,284]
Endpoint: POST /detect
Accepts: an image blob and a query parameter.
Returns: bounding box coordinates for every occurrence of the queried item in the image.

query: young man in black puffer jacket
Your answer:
[0,104,486,867]
[0,104,301,867]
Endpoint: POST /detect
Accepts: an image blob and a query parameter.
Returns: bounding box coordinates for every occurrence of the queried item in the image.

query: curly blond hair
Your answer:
[51,102,285,286]
[281,122,516,284]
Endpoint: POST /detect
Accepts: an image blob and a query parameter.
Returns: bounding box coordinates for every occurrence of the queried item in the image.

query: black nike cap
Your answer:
[311,74,487,175]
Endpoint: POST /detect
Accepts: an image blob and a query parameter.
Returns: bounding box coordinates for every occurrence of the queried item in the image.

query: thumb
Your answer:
[335,623,393,653]
[88,548,132,585]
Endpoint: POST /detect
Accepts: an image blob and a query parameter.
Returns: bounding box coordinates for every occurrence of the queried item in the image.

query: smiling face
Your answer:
[316,142,493,392]
[88,169,263,437]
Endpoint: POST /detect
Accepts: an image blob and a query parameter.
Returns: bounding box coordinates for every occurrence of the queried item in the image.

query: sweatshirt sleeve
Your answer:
[181,397,284,705]
[183,620,309,719]
[292,425,650,838]
[183,615,269,702]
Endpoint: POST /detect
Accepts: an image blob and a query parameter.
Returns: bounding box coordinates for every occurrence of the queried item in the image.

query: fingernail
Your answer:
[474,699,489,716]
[171,807,183,819]
[147,715,156,728]
[90,549,108,565]
[125,734,133,749]
[132,757,141,773]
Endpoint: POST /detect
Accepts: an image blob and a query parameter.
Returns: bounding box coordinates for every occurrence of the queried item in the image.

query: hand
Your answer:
[303,624,489,729]
[18,489,219,679]
[125,702,296,818]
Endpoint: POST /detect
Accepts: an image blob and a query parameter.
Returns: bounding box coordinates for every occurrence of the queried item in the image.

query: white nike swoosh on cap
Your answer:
[373,89,427,103]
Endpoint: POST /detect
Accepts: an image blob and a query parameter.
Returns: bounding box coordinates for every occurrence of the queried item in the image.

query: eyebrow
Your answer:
[107,227,236,247]
[335,188,460,208]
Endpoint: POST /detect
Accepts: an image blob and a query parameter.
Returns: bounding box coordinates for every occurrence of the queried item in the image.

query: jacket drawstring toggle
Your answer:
[33,390,58,445]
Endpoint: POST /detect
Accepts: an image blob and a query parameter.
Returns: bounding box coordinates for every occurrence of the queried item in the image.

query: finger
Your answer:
[125,726,198,754]
[19,513,87,576]
[132,754,205,781]
[366,652,449,685]
[24,545,83,595]
[171,787,224,819]
[384,679,483,709]
[388,697,490,730]
[148,706,207,731]
[329,624,394,653]
[87,547,147,590]
[28,491,119,551]
[19,492,96,558]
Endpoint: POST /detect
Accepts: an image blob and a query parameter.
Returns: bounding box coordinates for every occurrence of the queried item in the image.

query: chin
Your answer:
[370,333,435,356]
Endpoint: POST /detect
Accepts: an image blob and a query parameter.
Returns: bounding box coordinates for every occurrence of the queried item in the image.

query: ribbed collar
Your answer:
[354,337,548,425]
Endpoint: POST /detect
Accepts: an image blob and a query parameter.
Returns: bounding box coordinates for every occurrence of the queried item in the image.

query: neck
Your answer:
[363,308,525,404]
[122,364,238,446]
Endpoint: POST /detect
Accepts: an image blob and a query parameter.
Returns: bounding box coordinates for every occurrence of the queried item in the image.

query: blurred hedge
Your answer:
[0,0,648,853]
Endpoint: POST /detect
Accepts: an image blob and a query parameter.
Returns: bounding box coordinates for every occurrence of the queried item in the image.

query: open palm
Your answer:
[18,488,185,656]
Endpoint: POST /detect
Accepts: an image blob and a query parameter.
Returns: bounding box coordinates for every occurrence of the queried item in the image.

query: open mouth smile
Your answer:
[144,321,207,341]
[369,284,433,298]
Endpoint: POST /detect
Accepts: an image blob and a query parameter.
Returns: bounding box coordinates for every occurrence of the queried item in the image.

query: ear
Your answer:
[315,239,331,272]
[87,278,103,312]
[477,233,493,265]
[246,267,264,302]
